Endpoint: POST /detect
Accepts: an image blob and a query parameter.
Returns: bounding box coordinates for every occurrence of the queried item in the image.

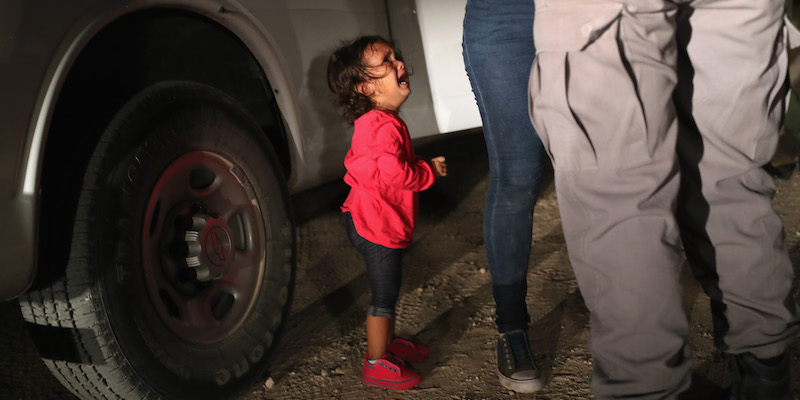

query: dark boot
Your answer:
[728,352,791,400]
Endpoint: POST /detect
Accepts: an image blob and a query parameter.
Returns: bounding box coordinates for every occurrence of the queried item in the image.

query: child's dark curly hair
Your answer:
[327,35,406,124]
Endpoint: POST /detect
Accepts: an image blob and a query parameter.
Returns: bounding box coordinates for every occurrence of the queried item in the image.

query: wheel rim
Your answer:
[141,151,265,345]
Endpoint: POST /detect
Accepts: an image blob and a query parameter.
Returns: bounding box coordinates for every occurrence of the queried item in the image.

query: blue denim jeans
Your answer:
[463,0,546,333]
[344,212,402,318]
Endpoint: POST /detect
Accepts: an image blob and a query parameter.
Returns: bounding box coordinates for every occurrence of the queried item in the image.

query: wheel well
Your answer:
[34,9,290,287]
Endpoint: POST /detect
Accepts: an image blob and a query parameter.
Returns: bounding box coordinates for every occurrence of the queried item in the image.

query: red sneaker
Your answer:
[388,337,430,363]
[361,352,422,390]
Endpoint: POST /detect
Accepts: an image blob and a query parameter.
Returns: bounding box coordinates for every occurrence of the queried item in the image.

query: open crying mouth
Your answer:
[398,73,409,86]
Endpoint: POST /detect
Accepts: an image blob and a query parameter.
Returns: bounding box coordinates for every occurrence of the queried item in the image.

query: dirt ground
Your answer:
[3,130,800,399]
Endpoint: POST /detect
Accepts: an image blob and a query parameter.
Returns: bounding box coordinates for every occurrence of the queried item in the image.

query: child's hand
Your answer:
[431,156,447,177]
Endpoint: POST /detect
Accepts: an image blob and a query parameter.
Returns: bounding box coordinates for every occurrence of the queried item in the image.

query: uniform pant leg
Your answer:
[674,0,800,360]
[530,1,689,398]
[531,0,800,398]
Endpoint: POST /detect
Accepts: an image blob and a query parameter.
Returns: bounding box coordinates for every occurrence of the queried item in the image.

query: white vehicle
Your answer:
[0,1,479,399]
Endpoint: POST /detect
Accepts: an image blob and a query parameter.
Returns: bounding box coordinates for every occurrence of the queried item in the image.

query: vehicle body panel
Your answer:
[0,0,478,299]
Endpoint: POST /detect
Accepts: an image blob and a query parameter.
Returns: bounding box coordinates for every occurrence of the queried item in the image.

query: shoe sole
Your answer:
[362,373,422,390]
[497,369,544,393]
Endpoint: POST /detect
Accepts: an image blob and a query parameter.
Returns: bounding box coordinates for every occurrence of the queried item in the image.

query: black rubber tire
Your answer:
[19,82,295,400]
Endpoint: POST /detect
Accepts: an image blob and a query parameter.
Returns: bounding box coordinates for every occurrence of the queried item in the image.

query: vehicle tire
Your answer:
[19,82,295,400]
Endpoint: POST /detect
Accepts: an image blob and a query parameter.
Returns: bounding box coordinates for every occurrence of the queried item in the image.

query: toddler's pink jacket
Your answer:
[341,109,438,248]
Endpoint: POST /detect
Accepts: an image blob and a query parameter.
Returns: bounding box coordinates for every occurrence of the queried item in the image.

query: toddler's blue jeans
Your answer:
[344,212,402,319]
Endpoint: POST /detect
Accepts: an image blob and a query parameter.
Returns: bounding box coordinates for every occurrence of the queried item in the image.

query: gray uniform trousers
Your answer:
[529,0,800,398]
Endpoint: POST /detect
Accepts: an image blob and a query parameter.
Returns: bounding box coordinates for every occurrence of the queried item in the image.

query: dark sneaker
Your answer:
[496,329,543,393]
[362,352,422,390]
[388,337,430,363]
[728,352,791,400]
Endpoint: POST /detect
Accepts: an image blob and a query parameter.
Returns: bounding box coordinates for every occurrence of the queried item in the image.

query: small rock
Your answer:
[264,377,275,389]
[479,268,486,274]
[320,369,329,377]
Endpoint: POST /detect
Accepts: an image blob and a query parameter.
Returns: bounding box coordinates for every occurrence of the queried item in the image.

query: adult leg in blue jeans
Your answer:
[463,0,546,393]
